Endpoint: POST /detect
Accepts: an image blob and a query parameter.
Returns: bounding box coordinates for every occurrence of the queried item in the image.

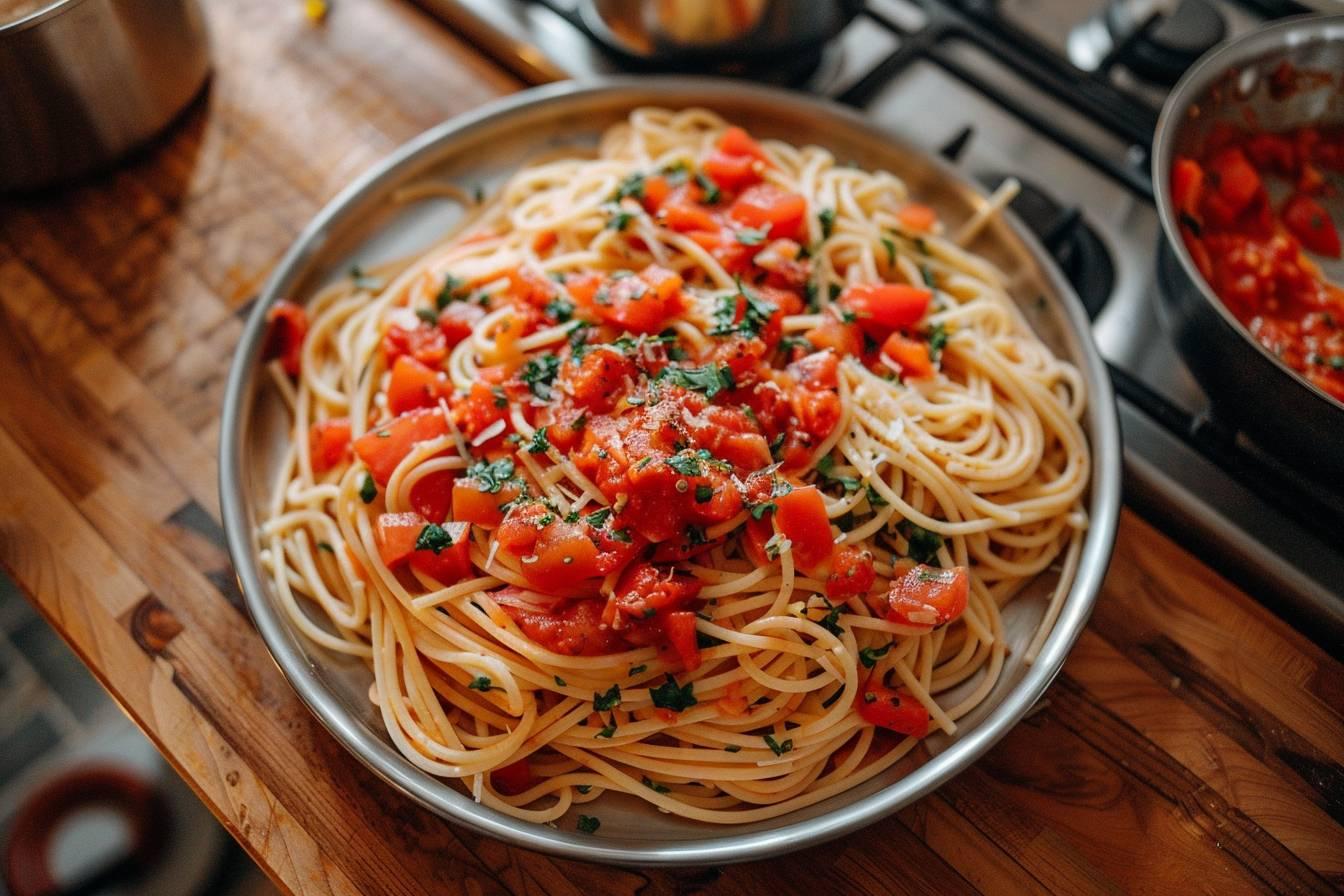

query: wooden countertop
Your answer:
[1,2,1340,893]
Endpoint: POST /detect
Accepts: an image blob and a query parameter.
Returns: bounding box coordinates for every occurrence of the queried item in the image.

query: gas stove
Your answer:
[412,0,1344,648]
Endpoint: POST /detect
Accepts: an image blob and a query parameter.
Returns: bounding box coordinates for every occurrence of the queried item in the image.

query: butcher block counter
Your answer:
[1,2,1340,893]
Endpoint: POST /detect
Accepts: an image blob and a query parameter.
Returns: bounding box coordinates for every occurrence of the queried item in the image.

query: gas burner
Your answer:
[1068,0,1227,86]
[979,173,1114,318]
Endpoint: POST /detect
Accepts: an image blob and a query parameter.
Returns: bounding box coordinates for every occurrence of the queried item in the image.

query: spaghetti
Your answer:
[257,108,1090,828]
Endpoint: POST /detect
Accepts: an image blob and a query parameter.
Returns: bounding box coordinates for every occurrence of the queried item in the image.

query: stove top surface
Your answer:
[412,0,1344,647]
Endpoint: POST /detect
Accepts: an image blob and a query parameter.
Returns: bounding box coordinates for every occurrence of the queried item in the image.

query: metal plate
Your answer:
[219,78,1121,866]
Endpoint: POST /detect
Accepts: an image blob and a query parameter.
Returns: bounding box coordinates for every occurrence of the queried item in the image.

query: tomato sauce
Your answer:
[1172,123,1344,402]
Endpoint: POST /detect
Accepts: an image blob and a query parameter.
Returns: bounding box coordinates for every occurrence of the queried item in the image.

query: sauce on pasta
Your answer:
[259,109,1090,829]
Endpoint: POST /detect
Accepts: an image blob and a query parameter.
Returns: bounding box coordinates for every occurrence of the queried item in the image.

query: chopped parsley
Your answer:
[528,426,550,455]
[415,523,454,554]
[593,684,622,712]
[359,473,377,504]
[544,296,575,322]
[435,274,466,310]
[710,279,778,339]
[695,484,714,503]
[553,675,567,688]
[467,676,496,692]
[595,723,617,739]
[568,321,592,353]
[763,533,791,561]
[859,642,894,668]
[642,776,671,794]
[576,784,592,794]
[920,264,937,289]
[1329,355,1344,370]
[414,307,439,326]
[611,172,645,201]
[317,541,335,553]
[666,449,724,477]
[658,363,735,398]
[814,598,845,636]
[763,734,793,756]
[576,815,601,834]
[465,457,516,493]
[492,385,508,408]
[899,520,944,564]
[628,664,647,676]
[926,322,949,364]
[816,454,861,493]
[606,208,635,231]
[866,484,888,508]
[821,686,846,709]
[649,674,697,712]
[520,352,562,400]
[724,744,742,753]
[881,236,896,268]
[349,265,383,291]
[818,208,836,240]
[735,225,771,245]
[585,507,612,528]
[694,171,721,204]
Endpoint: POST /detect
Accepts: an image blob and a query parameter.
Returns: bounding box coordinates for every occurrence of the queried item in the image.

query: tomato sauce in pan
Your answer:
[1172,123,1344,402]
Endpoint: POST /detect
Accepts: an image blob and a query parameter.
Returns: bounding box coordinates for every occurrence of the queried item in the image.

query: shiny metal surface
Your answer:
[581,0,862,63]
[1152,15,1344,480]
[0,0,210,191]
[220,79,1121,865]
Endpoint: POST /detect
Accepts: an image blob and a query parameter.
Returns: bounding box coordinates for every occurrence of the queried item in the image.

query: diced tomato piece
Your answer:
[896,203,938,233]
[566,348,637,413]
[743,515,773,567]
[661,188,720,232]
[564,271,605,309]
[504,598,626,656]
[451,381,509,442]
[532,230,558,253]
[729,184,807,243]
[690,405,771,471]
[881,332,936,379]
[490,758,534,796]
[774,485,833,574]
[598,265,685,334]
[715,681,749,717]
[664,611,702,672]
[856,678,929,737]
[718,126,770,163]
[755,238,812,290]
[496,502,551,556]
[641,174,672,213]
[374,512,425,567]
[438,302,485,348]
[840,283,931,336]
[409,520,472,584]
[788,350,840,390]
[374,512,471,583]
[1282,194,1340,258]
[408,469,456,523]
[451,477,520,529]
[885,563,968,628]
[791,387,842,451]
[702,150,761,192]
[309,417,352,473]
[804,315,863,359]
[505,266,557,308]
[1209,147,1262,215]
[354,408,450,485]
[387,355,445,415]
[263,301,308,377]
[527,519,603,583]
[608,563,702,621]
[1171,157,1205,219]
[382,323,448,368]
[1245,133,1295,173]
[826,545,875,600]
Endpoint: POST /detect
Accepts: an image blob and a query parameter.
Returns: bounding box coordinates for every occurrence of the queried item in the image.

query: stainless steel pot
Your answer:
[1152,15,1344,482]
[580,0,863,65]
[0,0,210,191]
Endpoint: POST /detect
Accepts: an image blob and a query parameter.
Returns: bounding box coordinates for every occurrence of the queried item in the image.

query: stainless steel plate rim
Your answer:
[220,77,1121,866]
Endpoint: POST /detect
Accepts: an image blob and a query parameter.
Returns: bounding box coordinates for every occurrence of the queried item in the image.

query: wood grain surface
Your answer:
[1,2,1341,893]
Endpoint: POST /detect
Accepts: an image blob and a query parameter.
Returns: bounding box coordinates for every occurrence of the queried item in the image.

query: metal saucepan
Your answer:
[580,0,863,65]
[1152,15,1344,482]
[0,0,211,191]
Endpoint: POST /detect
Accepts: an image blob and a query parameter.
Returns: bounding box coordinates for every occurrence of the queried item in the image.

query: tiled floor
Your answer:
[0,572,279,896]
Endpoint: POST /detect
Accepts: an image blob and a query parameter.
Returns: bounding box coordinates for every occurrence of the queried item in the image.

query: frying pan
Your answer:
[1152,15,1344,484]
